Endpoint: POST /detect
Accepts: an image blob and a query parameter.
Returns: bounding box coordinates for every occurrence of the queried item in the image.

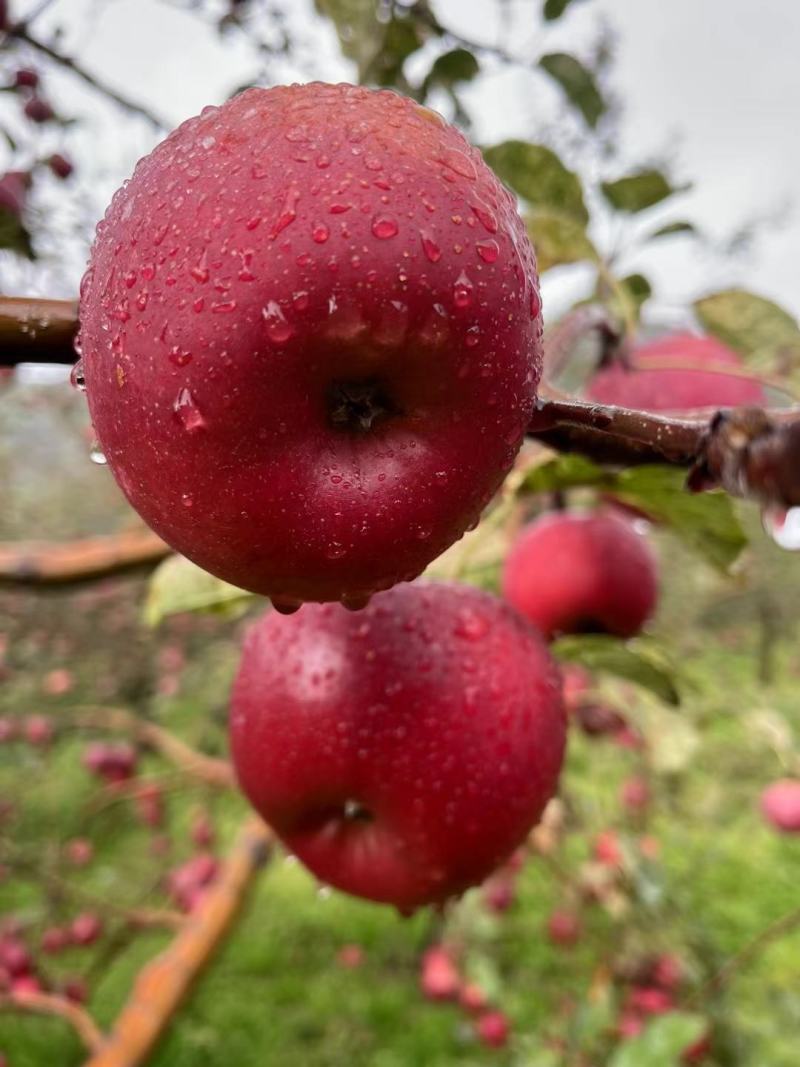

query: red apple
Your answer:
[546,908,582,947]
[14,68,39,90]
[23,96,54,123]
[230,581,565,910]
[70,912,103,946]
[23,714,54,747]
[760,779,800,832]
[620,776,650,813]
[459,982,488,1013]
[65,838,94,867]
[336,943,364,969]
[502,511,657,640]
[0,938,31,977]
[48,153,73,180]
[79,82,543,609]
[593,830,622,867]
[587,332,764,413]
[475,1010,510,1048]
[483,874,516,913]
[41,927,69,955]
[420,945,460,1001]
[625,985,674,1016]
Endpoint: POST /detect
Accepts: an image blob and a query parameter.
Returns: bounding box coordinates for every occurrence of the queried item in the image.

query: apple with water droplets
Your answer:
[502,510,658,640]
[230,581,565,910]
[79,82,543,609]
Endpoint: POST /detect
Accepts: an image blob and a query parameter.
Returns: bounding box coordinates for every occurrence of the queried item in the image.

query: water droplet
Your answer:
[438,148,477,180]
[763,506,800,550]
[292,290,310,311]
[136,291,149,312]
[453,270,474,308]
[190,254,209,283]
[70,359,86,392]
[471,202,498,234]
[261,301,294,344]
[326,542,346,560]
[530,288,541,318]
[285,125,310,144]
[312,222,330,244]
[271,598,301,615]
[454,609,490,640]
[272,186,300,237]
[420,230,441,263]
[211,300,237,314]
[124,270,137,289]
[371,215,399,240]
[173,387,206,432]
[89,443,107,465]
[465,326,480,348]
[329,202,352,215]
[316,154,331,169]
[476,239,499,263]
[181,493,193,508]
[169,346,192,367]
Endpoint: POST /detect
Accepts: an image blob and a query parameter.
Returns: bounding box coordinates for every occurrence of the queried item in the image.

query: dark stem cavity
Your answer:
[327,379,399,433]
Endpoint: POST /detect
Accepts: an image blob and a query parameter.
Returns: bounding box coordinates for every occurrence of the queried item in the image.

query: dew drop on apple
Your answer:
[261,301,294,344]
[465,326,480,348]
[530,287,541,318]
[326,542,346,560]
[181,493,193,508]
[476,239,499,264]
[173,387,206,432]
[312,222,330,244]
[453,271,474,309]
[453,610,490,641]
[70,359,86,392]
[420,230,442,263]
[470,201,498,234]
[89,442,107,465]
[371,215,399,240]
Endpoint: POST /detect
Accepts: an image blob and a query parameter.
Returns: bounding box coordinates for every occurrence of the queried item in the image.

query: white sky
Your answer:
[2,0,799,322]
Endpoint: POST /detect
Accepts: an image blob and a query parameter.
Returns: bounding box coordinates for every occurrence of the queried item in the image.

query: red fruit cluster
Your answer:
[165,853,219,912]
[502,511,658,640]
[587,332,764,413]
[231,581,565,910]
[419,944,510,1049]
[760,779,800,832]
[80,81,543,609]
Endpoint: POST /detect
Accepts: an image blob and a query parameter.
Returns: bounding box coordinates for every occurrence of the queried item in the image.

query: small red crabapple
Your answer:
[420,946,460,1002]
[475,1010,510,1049]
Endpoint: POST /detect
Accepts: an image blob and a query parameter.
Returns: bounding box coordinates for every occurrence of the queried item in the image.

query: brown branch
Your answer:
[7,25,168,129]
[0,990,105,1053]
[71,706,236,789]
[0,529,171,585]
[0,296,78,366]
[84,816,272,1067]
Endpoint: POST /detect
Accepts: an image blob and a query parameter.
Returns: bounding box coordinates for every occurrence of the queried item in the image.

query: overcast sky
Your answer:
[3,0,799,322]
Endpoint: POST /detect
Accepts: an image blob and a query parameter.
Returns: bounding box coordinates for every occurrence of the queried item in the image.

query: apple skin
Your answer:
[80,82,543,607]
[587,332,764,413]
[760,779,800,832]
[501,510,657,640]
[230,581,565,910]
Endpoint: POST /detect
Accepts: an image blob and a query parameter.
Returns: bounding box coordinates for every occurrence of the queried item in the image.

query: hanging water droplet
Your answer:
[470,202,498,234]
[89,442,107,465]
[70,359,86,392]
[261,301,294,344]
[453,270,474,308]
[371,215,399,240]
[272,186,300,237]
[173,387,206,432]
[530,287,542,318]
[476,239,499,263]
[420,230,441,263]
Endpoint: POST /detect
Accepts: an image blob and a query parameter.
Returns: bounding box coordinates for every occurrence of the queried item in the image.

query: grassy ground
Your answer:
[2,382,800,1065]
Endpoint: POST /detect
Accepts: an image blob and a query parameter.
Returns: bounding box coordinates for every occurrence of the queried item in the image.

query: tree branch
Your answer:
[0,529,171,585]
[0,296,78,366]
[0,990,106,1053]
[83,816,272,1067]
[7,24,169,129]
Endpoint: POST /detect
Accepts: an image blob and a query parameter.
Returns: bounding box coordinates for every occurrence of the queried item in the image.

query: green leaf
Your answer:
[649,220,696,239]
[526,210,598,272]
[0,203,34,259]
[144,555,254,627]
[609,1013,706,1067]
[613,465,747,572]
[543,0,585,21]
[314,0,430,85]
[314,0,377,74]
[601,169,682,213]
[521,453,608,495]
[552,634,680,706]
[693,289,800,366]
[594,271,652,325]
[483,141,588,222]
[423,48,480,91]
[539,52,605,128]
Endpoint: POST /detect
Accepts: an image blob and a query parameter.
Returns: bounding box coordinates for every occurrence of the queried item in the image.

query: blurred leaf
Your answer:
[315,0,429,85]
[371,15,427,86]
[694,289,800,367]
[0,203,34,259]
[423,47,479,92]
[601,169,682,213]
[144,555,254,626]
[483,140,588,222]
[613,466,747,572]
[649,220,696,239]
[595,271,652,325]
[521,453,607,494]
[609,1013,706,1066]
[552,634,680,705]
[526,209,598,271]
[539,52,605,128]
[543,0,586,21]
[315,0,377,75]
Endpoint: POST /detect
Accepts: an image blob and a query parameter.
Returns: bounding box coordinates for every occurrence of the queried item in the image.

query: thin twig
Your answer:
[0,990,105,1053]
[8,25,169,129]
[0,529,171,585]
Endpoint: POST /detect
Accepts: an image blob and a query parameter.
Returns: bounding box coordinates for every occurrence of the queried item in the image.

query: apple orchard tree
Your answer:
[2,2,800,1065]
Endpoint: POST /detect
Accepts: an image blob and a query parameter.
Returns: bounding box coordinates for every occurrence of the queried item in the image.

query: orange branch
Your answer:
[84,816,272,1067]
[0,529,171,585]
[0,991,106,1053]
